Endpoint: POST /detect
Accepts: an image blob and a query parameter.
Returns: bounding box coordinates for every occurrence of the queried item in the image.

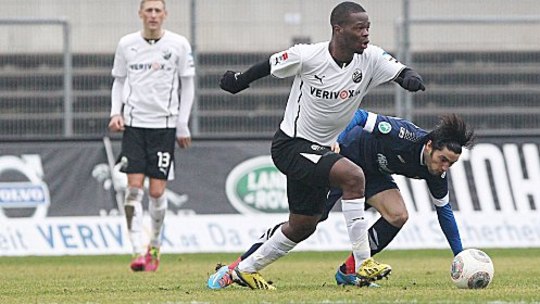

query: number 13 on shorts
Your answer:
[157,151,173,178]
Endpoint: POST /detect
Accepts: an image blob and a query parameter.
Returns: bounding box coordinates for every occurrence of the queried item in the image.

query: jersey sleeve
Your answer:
[270,45,302,78]
[367,45,405,88]
[436,203,464,256]
[338,109,370,143]
[426,177,449,206]
[178,38,195,77]
[370,112,419,139]
[111,40,127,78]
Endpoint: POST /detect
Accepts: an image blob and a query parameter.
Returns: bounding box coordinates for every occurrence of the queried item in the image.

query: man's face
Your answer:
[424,141,461,176]
[139,0,167,32]
[334,12,370,54]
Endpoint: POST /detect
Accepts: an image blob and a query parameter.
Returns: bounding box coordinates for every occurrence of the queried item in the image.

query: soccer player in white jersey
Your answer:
[108,0,195,272]
[212,1,425,289]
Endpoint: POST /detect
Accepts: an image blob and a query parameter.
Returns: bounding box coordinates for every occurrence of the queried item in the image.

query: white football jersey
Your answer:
[270,42,405,146]
[112,30,195,128]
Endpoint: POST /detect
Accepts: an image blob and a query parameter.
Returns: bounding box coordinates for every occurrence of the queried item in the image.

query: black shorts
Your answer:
[120,126,176,180]
[271,129,343,216]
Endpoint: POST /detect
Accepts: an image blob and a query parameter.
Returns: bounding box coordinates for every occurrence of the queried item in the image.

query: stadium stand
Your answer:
[0,51,539,139]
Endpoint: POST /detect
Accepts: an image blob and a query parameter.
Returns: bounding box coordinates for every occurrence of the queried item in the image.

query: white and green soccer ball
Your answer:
[450,249,494,289]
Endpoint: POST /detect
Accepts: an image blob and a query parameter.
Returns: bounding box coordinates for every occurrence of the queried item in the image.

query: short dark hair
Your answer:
[140,0,166,10]
[330,2,366,26]
[427,114,475,154]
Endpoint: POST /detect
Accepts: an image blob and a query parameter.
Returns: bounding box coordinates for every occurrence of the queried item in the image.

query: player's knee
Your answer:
[386,210,409,227]
[125,187,144,204]
[341,176,365,198]
[285,219,318,242]
[340,166,365,196]
[148,188,165,199]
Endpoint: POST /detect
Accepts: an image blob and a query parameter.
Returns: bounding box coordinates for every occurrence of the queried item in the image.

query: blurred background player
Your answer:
[208,109,474,288]
[215,1,425,289]
[108,0,195,272]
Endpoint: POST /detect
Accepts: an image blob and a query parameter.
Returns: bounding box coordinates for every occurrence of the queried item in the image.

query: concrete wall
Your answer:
[0,0,539,53]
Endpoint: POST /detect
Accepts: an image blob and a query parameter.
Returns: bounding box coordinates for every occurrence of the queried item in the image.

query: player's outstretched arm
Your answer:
[436,203,463,256]
[394,68,426,92]
[220,60,271,94]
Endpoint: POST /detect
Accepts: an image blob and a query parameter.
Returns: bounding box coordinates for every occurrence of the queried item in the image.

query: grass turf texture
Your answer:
[1,249,539,304]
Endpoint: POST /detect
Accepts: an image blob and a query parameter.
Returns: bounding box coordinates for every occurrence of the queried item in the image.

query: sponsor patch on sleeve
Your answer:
[273,52,289,65]
[382,51,399,63]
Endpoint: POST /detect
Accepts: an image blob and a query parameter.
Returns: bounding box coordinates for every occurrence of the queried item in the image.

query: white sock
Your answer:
[238,227,297,273]
[149,193,167,248]
[342,198,370,272]
[124,187,144,256]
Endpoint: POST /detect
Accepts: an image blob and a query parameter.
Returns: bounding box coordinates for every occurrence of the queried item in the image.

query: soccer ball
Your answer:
[450,249,494,289]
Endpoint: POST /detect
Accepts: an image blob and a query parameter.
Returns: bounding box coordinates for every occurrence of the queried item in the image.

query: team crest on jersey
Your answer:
[162,49,172,60]
[352,70,363,83]
[274,52,289,65]
[378,122,392,134]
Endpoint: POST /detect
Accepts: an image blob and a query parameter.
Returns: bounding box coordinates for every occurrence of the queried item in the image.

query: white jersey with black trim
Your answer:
[112,30,195,128]
[270,42,405,146]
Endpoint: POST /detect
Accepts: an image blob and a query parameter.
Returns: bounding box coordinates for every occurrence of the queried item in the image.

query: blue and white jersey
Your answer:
[339,110,448,202]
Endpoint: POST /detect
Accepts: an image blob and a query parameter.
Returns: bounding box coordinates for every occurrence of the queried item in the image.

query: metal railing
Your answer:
[395,2,540,134]
[0,17,72,137]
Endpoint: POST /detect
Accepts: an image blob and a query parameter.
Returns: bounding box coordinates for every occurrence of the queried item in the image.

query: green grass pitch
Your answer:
[1,249,539,303]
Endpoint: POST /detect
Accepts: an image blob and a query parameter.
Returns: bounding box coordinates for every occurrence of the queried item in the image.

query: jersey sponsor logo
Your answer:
[378,122,392,134]
[129,63,166,71]
[273,52,289,65]
[225,156,288,214]
[398,127,419,142]
[352,70,363,83]
[309,87,358,100]
[0,155,50,219]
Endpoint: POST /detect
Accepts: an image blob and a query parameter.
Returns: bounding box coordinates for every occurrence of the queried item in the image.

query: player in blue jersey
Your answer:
[208,109,475,289]
[330,109,474,286]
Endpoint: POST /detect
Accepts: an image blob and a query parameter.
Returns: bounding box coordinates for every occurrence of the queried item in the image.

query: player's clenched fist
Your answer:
[220,70,250,94]
[108,115,125,132]
[395,68,426,92]
[401,75,425,92]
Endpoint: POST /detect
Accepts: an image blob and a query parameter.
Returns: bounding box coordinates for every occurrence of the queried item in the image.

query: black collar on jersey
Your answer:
[144,37,162,45]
